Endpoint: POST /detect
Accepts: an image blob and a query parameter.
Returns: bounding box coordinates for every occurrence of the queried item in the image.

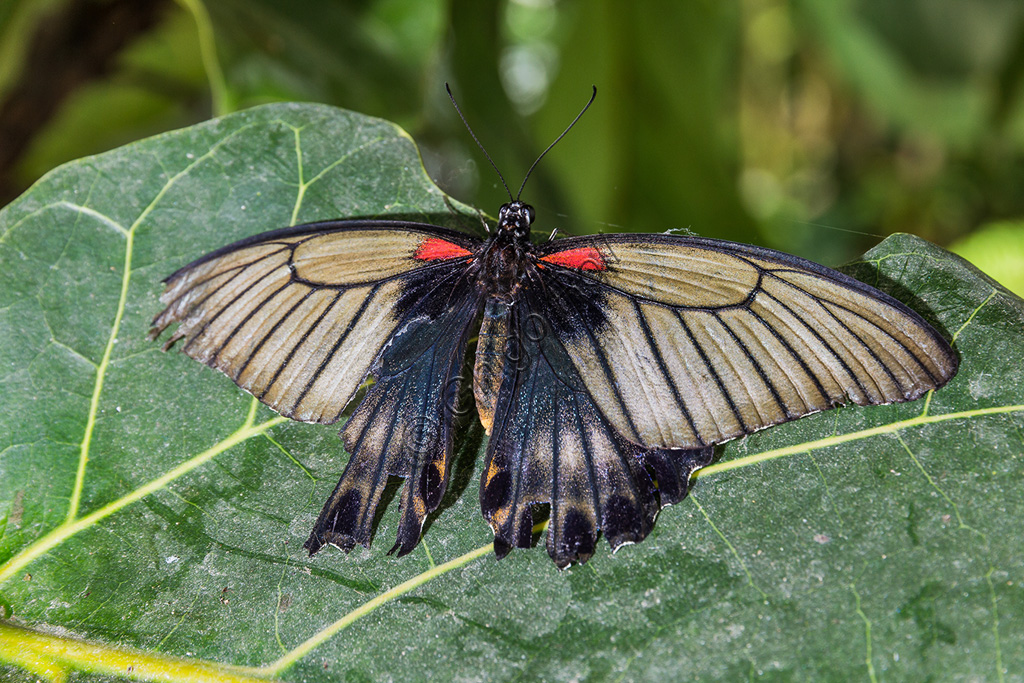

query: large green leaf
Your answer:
[0,103,1021,682]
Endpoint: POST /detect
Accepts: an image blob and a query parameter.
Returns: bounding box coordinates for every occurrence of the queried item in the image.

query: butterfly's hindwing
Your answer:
[304,270,482,555]
[479,294,712,568]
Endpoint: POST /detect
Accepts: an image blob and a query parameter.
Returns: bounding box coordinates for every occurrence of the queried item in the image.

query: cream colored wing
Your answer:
[533,235,959,450]
[151,220,480,424]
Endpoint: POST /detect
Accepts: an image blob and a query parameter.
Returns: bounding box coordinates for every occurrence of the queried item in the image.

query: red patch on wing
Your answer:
[414,238,473,261]
[540,246,606,271]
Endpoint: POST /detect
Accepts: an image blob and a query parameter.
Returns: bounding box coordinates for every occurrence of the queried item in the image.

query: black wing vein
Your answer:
[257,289,344,400]
[759,290,872,401]
[286,283,381,415]
[675,310,749,434]
[714,311,792,420]
[631,300,703,445]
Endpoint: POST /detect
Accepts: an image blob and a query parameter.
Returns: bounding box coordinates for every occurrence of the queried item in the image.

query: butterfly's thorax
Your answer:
[472,201,539,301]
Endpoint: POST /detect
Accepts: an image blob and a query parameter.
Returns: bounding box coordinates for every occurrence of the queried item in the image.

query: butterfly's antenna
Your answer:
[516,85,597,201]
[446,83,513,202]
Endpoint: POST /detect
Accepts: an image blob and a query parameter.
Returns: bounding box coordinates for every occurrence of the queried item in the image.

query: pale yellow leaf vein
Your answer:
[154,590,204,653]
[421,537,436,570]
[289,124,307,226]
[286,123,389,225]
[0,410,288,586]
[807,451,845,529]
[65,122,261,525]
[273,566,289,655]
[895,434,975,534]
[691,495,768,600]
[262,433,317,504]
[257,542,494,677]
[695,405,1024,479]
[56,202,129,237]
[850,583,878,683]
[952,287,997,343]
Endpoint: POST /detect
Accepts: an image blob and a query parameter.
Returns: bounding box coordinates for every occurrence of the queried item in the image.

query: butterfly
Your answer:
[150,87,958,568]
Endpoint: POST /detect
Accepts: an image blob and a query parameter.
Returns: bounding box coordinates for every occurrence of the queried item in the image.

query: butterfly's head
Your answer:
[497,201,535,239]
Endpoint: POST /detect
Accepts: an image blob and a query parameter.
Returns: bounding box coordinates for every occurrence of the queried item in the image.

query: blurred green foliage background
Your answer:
[2,0,1023,293]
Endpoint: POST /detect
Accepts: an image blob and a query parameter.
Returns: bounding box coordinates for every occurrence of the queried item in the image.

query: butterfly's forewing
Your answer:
[533,234,959,451]
[151,221,484,553]
[152,221,480,423]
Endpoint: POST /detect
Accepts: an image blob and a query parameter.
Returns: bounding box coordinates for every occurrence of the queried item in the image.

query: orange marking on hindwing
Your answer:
[414,238,473,261]
[540,246,606,271]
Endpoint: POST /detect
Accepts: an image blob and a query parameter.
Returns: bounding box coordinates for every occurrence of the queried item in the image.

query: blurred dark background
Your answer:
[2,0,1023,292]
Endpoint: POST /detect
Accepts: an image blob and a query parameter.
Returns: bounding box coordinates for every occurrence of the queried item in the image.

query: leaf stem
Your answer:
[176,0,232,116]
[0,622,274,683]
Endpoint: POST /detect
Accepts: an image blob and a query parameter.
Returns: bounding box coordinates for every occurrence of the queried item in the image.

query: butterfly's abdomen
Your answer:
[474,298,513,434]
